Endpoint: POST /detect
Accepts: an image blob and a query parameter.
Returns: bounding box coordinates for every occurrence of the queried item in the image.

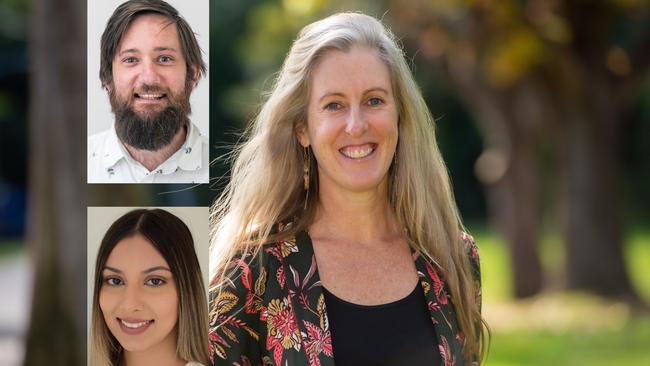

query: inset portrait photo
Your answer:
[87,207,209,366]
[87,0,209,184]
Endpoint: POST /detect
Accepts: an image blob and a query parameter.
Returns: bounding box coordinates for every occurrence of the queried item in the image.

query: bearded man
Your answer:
[88,0,208,183]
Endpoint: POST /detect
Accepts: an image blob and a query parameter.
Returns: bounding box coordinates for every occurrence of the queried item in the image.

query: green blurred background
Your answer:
[0,0,649,365]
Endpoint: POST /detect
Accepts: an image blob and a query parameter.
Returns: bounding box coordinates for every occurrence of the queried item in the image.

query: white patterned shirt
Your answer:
[88,122,208,184]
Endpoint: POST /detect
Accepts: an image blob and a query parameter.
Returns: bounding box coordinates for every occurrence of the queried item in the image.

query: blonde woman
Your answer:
[210,12,487,366]
[91,209,209,366]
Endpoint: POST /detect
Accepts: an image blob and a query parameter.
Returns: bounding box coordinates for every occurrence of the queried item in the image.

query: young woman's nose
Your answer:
[119,285,145,312]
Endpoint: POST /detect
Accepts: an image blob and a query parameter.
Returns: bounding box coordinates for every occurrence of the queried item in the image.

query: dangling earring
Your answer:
[303,146,310,210]
[303,146,310,191]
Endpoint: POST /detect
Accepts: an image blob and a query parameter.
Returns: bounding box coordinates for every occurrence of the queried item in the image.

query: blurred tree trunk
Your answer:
[453,81,544,298]
[500,88,543,298]
[556,1,642,303]
[558,75,638,301]
[23,0,86,364]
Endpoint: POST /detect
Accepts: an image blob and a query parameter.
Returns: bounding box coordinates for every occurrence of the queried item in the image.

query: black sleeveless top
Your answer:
[322,281,442,365]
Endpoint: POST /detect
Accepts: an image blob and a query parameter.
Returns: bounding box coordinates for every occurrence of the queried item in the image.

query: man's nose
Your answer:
[136,59,162,86]
[345,106,368,137]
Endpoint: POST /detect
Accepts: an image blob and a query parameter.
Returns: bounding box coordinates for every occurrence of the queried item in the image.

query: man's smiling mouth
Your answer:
[134,93,166,100]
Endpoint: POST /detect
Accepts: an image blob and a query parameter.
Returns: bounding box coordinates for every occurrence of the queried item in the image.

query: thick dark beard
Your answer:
[110,81,192,151]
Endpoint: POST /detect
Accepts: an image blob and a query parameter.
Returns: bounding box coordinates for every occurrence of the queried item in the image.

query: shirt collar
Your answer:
[101,122,205,173]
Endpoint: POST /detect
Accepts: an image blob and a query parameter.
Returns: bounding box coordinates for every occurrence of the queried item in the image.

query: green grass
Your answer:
[472,230,650,366]
[627,230,650,304]
[487,318,650,366]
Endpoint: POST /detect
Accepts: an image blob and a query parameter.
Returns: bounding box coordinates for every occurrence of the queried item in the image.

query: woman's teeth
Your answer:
[120,319,152,328]
[340,145,374,158]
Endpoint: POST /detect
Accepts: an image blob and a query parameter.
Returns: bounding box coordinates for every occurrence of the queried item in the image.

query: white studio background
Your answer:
[86,206,210,359]
[87,0,209,137]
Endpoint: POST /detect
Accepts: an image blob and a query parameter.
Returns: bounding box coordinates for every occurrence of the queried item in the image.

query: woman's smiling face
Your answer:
[299,45,398,196]
[99,234,178,354]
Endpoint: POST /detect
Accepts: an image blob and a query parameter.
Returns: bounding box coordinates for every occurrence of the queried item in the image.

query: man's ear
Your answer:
[295,122,310,147]
[190,65,200,89]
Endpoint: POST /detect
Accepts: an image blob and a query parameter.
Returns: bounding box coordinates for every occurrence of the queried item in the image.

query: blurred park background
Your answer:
[0,0,649,365]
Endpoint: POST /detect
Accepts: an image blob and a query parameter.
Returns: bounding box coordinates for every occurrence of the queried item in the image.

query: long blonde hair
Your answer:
[210,12,487,363]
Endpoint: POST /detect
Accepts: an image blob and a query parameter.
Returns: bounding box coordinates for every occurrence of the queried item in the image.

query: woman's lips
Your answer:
[339,143,377,159]
[118,318,154,335]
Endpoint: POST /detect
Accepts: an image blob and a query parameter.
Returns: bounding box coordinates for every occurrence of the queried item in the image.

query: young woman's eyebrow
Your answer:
[142,266,172,274]
[102,266,171,274]
[103,266,122,274]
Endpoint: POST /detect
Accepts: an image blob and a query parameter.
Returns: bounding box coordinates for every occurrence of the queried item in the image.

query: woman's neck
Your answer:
[310,180,403,246]
[122,332,185,366]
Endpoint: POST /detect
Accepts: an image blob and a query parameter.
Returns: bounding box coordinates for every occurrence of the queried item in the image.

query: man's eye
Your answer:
[145,277,167,287]
[324,102,342,111]
[123,57,138,64]
[105,277,123,286]
[158,55,173,63]
[367,97,384,106]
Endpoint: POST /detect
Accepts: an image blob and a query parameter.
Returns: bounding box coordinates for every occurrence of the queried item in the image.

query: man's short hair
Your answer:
[99,0,206,89]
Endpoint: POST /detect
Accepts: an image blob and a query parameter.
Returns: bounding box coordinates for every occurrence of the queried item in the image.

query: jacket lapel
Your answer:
[413,250,464,366]
[281,231,335,366]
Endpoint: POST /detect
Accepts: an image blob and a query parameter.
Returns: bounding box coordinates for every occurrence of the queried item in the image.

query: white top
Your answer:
[88,122,209,184]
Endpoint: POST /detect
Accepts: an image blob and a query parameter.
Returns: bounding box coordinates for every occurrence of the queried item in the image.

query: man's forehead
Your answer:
[116,13,181,54]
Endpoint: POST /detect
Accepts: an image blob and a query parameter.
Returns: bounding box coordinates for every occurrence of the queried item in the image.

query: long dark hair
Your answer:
[90,208,208,366]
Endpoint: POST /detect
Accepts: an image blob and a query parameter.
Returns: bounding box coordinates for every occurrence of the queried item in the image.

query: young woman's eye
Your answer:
[145,277,167,287]
[104,277,123,286]
[324,102,342,111]
[367,97,384,106]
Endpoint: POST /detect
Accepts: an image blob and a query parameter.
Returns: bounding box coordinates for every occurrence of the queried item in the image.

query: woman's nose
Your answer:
[119,285,145,312]
[345,106,368,137]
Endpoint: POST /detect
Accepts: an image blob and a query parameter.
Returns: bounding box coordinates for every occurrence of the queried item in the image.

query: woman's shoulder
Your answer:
[184,362,205,366]
[212,225,305,285]
[461,232,479,260]
[246,225,304,263]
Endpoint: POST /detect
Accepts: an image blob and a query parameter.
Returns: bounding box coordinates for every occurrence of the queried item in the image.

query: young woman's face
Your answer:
[300,45,399,196]
[99,234,179,354]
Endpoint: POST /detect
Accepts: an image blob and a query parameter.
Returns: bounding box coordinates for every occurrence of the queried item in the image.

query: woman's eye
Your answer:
[324,102,342,111]
[146,278,166,287]
[368,97,383,106]
[158,55,173,63]
[105,277,123,286]
[123,57,138,64]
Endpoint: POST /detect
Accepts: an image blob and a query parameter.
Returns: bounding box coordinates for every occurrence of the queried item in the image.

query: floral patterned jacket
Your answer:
[209,230,481,366]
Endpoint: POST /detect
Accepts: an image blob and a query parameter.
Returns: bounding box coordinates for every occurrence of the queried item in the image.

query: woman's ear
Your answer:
[295,122,310,147]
